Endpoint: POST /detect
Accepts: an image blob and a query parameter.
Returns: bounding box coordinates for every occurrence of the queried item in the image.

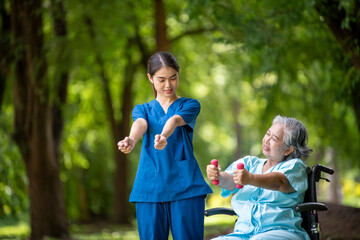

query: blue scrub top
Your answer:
[129,97,212,202]
[221,156,310,240]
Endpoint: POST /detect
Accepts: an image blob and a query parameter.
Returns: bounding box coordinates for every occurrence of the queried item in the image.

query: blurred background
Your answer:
[1,0,359,239]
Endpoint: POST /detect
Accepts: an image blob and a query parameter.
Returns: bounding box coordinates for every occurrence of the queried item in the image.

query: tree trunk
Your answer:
[0,0,11,113]
[50,0,70,153]
[325,147,342,204]
[25,129,69,239]
[0,72,5,113]
[10,0,69,238]
[232,98,243,160]
[113,145,130,224]
[85,16,136,224]
[78,181,90,222]
[155,0,169,51]
[113,49,137,223]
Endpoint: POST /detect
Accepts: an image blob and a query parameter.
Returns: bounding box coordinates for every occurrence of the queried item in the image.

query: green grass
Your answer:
[0,199,236,240]
[204,214,237,238]
[0,214,29,239]
[70,222,140,240]
[0,214,236,240]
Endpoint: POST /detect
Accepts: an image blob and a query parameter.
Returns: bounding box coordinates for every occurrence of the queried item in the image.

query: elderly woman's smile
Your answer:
[262,123,292,163]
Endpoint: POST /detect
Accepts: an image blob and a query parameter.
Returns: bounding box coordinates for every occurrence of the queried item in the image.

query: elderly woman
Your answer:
[207,115,312,240]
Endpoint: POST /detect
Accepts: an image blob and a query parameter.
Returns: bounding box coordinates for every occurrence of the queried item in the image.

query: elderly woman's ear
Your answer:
[285,146,294,156]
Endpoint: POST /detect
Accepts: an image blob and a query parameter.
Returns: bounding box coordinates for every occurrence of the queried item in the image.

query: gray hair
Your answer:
[272,115,313,160]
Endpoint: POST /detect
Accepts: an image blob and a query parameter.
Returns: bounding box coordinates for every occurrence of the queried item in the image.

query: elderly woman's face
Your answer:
[262,123,292,162]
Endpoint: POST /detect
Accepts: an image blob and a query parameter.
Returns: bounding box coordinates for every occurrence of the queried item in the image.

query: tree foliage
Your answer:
[0,1,359,237]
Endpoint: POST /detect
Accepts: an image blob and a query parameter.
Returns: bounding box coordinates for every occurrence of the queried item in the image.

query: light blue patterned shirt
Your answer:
[221,156,310,240]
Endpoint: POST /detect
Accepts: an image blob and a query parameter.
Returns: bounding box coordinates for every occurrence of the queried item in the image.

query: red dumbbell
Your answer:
[236,163,244,189]
[210,159,219,185]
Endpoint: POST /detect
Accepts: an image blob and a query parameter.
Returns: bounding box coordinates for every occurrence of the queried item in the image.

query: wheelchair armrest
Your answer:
[204,207,237,217]
[295,202,328,212]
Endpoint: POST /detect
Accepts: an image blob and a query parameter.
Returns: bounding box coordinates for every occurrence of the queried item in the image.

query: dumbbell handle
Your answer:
[210,159,219,185]
[236,163,244,189]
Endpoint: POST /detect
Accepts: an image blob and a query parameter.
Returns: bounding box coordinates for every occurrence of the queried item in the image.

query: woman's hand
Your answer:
[206,164,221,182]
[233,167,253,186]
[118,137,135,154]
[154,134,167,150]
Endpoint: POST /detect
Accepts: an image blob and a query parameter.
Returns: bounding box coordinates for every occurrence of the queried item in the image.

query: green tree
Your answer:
[315,0,360,131]
[4,0,70,238]
[188,0,360,169]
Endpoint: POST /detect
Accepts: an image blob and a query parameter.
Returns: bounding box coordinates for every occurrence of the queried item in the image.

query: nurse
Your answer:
[207,115,312,240]
[118,51,212,240]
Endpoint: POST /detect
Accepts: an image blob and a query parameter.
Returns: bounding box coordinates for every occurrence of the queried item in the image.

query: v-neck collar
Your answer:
[262,160,284,174]
[154,97,182,115]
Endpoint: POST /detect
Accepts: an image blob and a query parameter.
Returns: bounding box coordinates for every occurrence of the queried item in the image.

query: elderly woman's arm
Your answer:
[207,164,295,193]
[206,164,236,191]
[218,172,237,191]
[234,169,295,193]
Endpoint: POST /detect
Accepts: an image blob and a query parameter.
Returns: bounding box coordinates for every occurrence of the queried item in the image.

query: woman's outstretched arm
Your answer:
[118,118,148,154]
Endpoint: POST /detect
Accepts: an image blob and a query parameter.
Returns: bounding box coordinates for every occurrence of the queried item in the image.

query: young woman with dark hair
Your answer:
[118,52,212,240]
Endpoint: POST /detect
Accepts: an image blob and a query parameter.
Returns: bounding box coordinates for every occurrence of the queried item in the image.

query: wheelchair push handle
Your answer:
[210,159,220,185]
[314,164,334,175]
[236,163,244,189]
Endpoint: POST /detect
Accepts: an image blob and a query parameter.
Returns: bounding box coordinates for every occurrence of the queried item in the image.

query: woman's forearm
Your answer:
[129,118,148,143]
[249,172,294,193]
[218,172,236,191]
[160,115,186,138]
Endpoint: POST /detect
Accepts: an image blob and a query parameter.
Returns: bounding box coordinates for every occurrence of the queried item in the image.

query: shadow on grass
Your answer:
[70,222,139,240]
[0,214,29,240]
[0,214,236,240]
[204,213,237,240]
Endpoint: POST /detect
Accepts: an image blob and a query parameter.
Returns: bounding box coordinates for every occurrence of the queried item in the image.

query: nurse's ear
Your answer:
[147,73,154,84]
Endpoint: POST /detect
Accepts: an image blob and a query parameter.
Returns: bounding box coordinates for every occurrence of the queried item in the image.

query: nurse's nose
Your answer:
[165,79,171,87]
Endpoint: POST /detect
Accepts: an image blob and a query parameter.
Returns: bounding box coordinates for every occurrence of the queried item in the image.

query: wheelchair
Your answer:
[204,164,334,240]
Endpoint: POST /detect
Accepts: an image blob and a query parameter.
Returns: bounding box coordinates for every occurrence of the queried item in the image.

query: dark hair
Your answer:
[272,115,313,160]
[147,52,180,97]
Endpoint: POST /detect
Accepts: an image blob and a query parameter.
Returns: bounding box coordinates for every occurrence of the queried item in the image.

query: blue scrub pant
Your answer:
[135,195,205,240]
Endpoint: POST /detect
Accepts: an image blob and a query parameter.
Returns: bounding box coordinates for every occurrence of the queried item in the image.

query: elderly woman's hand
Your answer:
[233,167,253,186]
[206,164,221,182]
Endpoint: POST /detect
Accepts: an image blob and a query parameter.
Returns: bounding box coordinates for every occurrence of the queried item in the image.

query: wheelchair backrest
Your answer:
[300,164,334,240]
